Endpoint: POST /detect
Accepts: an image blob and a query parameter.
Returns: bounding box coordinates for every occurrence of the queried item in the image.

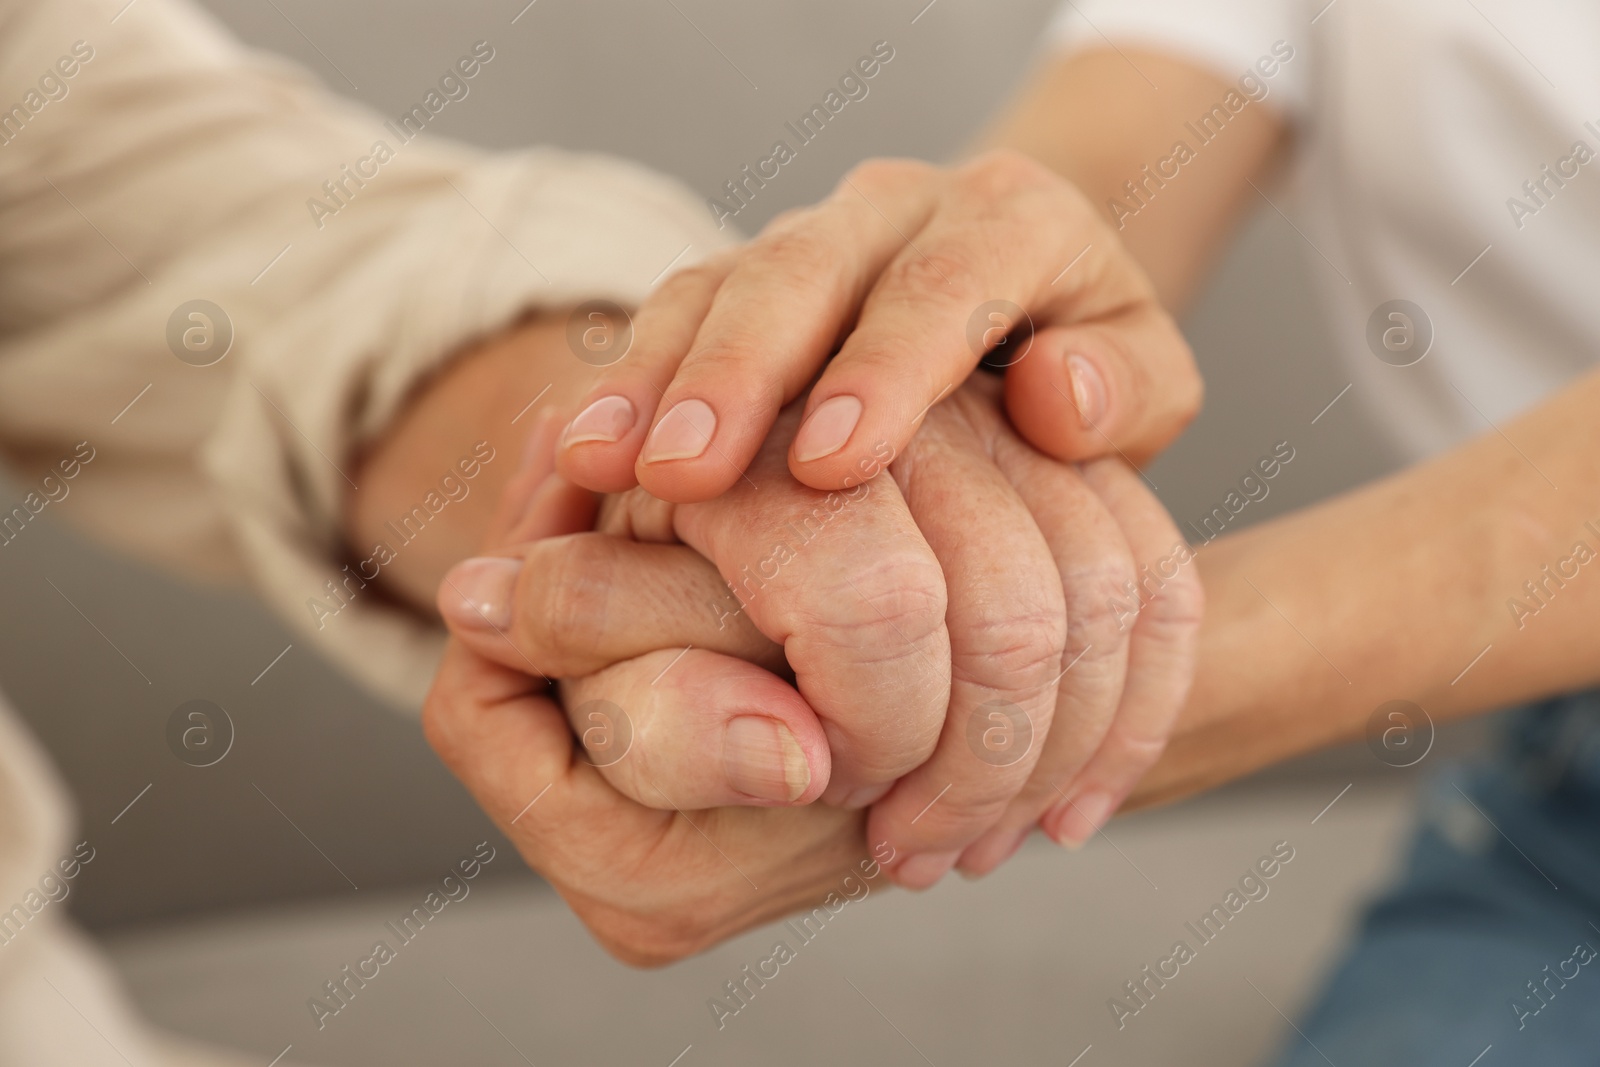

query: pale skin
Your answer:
[425,380,1200,961]
[424,358,1600,963]
[355,47,1600,959]
[440,382,1200,881]
[351,48,1261,890]
[361,270,1206,886]
[350,47,1274,635]
[354,137,1213,879]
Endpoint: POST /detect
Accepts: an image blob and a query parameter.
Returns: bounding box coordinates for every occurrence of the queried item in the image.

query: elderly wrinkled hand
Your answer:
[424,377,1199,962]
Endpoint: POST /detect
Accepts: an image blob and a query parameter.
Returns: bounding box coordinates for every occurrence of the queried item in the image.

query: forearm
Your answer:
[345,313,598,616]
[977,48,1286,314]
[1136,369,1600,807]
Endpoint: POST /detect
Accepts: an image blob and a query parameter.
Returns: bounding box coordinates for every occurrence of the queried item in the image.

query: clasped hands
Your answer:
[422,153,1204,965]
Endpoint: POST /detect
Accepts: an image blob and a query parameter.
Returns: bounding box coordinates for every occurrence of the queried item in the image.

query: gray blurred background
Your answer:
[0,1,1485,1064]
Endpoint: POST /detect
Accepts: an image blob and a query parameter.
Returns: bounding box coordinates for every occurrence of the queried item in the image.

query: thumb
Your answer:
[1002,307,1201,467]
[437,534,784,680]
[560,648,830,809]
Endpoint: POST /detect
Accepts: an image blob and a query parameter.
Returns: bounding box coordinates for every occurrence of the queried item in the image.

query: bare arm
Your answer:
[1136,368,1600,807]
[347,46,1282,609]
[979,47,1288,314]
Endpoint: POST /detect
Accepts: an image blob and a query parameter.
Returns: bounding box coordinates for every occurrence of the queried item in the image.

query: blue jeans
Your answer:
[1269,691,1600,1067]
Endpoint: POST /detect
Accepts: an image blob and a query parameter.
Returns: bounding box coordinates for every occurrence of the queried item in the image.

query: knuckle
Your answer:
[942,786,1018,824]
[1058,557,1142,645]
[907,792,1014,843]
[672,338,788,414]
[763,204,810,232]
[957,149,1057,200]
[799,552,948,652]
[1141,559,1206,635]
[853,742,937,788]
[842,156,937,195]
[1102,726,1172,774]
[656,258,726,300]
[951,604,1068,694]
[680,331,776,381]
[747,224,847,286]
[520,537,613,674]
[878,245,983,302]
[830,335,943,399]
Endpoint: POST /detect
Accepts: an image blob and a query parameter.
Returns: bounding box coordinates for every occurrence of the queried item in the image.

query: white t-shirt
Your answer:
[1050,0,1600,461]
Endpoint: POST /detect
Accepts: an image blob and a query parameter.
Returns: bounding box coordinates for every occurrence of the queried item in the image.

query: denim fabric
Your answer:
[1268,692,1600,1067]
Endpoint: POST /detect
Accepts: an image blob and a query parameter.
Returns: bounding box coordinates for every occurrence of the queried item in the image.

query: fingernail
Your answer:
[793,395,862,463]
[1066,355,1108,427]
[439,557,521,632]
[641,398,716,463]
[723,716,810,803]
[1047,789,1116,850]
[563,395,636,446]
[893,850,959,890]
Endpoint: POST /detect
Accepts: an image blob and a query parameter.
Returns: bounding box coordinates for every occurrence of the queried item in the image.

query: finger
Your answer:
[422,639,672,880]
[557,647,829,809]
[951,436,1138,876]
[787,152,1153,491]
[556,254,737,493]
[629,161,946,503]
[498,471,600,549]
[1041,459,1204,846]
[668,401,951,808]
[485,409,570,547]
[438,534,785,680]
[426,640,823,966]
[862,400,1068,889]
[1003,312,1201,468]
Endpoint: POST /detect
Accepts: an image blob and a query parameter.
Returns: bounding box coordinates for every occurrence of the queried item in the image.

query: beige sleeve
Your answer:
[0,0,733,707]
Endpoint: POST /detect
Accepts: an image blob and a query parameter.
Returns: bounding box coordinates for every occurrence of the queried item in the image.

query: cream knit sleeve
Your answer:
[0,0,732,707]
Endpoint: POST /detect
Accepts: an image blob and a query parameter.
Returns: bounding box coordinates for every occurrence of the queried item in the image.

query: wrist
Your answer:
[1129,450,1532,809]
[345,311,603,617]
